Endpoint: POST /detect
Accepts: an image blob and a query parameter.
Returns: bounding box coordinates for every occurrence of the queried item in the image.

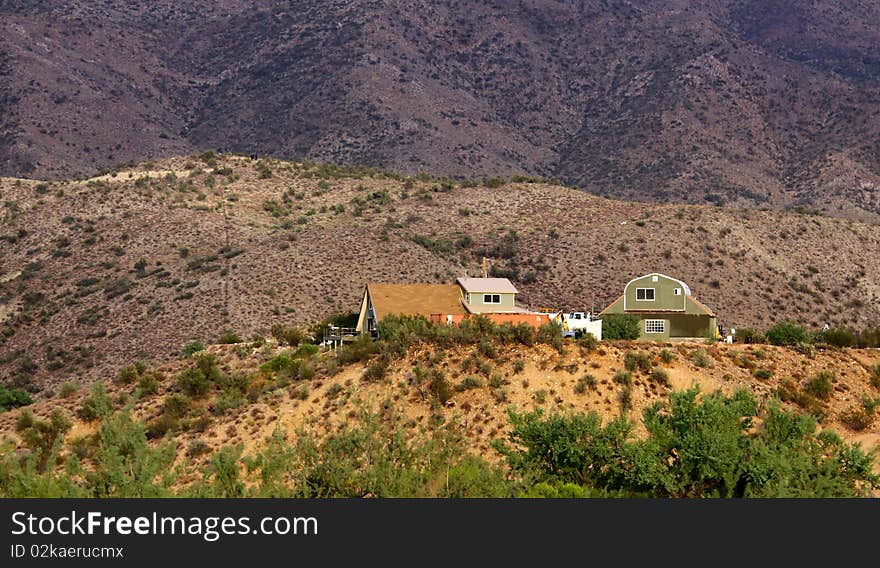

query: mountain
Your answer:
[1,154,878,393]
[1,1,880,219]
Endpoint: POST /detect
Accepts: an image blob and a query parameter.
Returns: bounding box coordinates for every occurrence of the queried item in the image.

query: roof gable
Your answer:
[367,284,467,320]
[624,273,692,296]
[456,277,518,294]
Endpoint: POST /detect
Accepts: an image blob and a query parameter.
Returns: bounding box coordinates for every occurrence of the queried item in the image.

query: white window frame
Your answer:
[645,320,666,334]
[636,288,656,301]
[483,293,501,304]
[674,288,682,296]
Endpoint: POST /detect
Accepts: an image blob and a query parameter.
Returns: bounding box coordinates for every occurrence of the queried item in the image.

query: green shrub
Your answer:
[335,335,380,365]
[691,349,711,368]
[659,349,676,364]
[176,353,223,397]
[77,383,113,421]
[0,384,33,411]
[495,387,879,497]
[753,368,774,380]
[181,340,205,358]
[804,371,834,401]
[624,351,652,373]
[512,360,525,374]
[602,314,641,340]
[116,364,140,385]
[260,353,294,373]
[217,331,243,344]
[735,328,764,344]
[871,363,880,389]
[428,370,453,405]
[162,393,191,419]
[457,376,484,391]
[766,322,809,347]
[15,409,72,472]
[577,333,598,352]
[536,322,564,353]
[575,374,597,394]
[270,324,303,346]
[821,328,854,348]
[613,371,633,387]
[59,382,78,398]
[362,359,389,383]
[136,373,160,395]
[650,368,670,386]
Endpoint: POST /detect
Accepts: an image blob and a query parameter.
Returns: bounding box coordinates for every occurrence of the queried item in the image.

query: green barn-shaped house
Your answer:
[600,273,717,340]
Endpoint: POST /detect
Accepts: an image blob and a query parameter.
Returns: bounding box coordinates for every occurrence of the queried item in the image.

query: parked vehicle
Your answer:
[552,311,603,340]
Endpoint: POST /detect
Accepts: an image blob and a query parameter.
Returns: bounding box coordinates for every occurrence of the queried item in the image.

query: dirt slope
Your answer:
[1,155,878,393]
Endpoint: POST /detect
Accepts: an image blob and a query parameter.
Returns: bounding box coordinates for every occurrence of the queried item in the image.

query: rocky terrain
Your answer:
[1,1,880,219]
[1,154,878,393]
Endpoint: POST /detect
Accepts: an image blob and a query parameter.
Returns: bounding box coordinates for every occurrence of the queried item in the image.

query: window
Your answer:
[645,320,665,334]
[483,294,501,304]
[636,288,655,301]
[674,288,682,296]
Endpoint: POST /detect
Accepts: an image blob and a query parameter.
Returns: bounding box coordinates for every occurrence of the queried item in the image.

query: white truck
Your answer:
[553,311,603,340]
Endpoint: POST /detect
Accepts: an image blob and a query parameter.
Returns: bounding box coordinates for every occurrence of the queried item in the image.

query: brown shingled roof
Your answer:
[367,283,467,320]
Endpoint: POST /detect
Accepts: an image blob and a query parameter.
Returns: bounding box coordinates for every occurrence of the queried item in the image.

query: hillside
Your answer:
[1,333,879,496]
[2,1,880,219]
[1,154,879,394]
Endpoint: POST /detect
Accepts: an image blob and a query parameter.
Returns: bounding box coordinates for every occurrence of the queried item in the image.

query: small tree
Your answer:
[765,322,809,346]
[602,314,641,340]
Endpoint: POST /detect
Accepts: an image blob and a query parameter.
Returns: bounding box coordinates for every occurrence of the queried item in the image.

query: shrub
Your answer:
[840,402,875,431]
[116,364,140,385]
[821,328,854,348]
[496,387,879,497]
[217,331,243,344]
[753,369,774,380]
[457,376,484,391]
[162,393,191,419]
[575,374,597,393]
[536,322,564,353]
[428,370,453,405]
[176,353,223,397]
[691,349,711,368]
[181,340,205,358]
[478,339,498,359]
[59,382,78,398]
[871,363,880,389]
[15,409,72,472]
[336,335,381,365]
[602,314,641,340]
[765,322,809,347]
[624,351,652,373]
[0,384,33,411]
[512,360,525,374]
[613,371,633,387]
[577,333,598,352]
[290,385,310,400]
[804,371,834,401]
[77,383,113,421]
[659,349,676,364]
[271,324,303,346]
[735,328,764,344]
[650,368,670,386]
[362,359,389,383]
[136,373,160,395]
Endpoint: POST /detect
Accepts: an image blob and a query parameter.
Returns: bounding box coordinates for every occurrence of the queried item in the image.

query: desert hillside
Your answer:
[2,1,880,219]
[1,330,879,496]
[1,154,879,394]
